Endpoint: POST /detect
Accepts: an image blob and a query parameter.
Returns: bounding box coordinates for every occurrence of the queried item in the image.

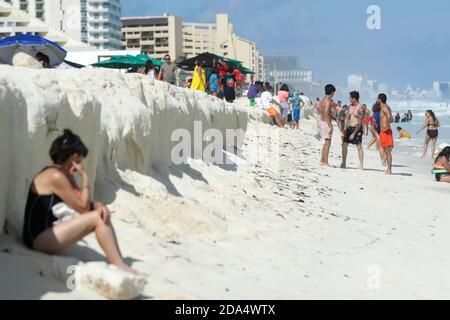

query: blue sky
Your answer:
[123,0,450,89]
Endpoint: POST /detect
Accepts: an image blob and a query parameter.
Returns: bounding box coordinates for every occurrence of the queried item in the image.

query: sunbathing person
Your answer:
[434,146,450,183]
[22,129,141,275]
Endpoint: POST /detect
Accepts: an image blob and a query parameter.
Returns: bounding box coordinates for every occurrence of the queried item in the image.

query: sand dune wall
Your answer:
[0,66,248,237]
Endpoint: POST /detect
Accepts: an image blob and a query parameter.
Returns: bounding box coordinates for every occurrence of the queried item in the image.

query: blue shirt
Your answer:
[209,74,218,92]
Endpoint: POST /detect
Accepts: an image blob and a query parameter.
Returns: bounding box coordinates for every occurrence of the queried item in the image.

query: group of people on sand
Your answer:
[319,84,395,175]
[137,55,245,104]
[318,84,448,183]
[137,54,181,86]
[258,82,309,129]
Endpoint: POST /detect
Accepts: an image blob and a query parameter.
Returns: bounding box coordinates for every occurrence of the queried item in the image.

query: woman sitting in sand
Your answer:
[22,130,140,275]
[417,110,440,159]
[260,82,285,127]
[434,147,450,183]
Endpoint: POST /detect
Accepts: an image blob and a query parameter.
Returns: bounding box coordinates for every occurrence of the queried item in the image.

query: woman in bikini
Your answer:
[417,110,440,159]
[23,130,140,275]
[434,147,450,183]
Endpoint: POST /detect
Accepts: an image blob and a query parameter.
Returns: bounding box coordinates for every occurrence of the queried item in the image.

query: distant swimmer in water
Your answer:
[434,147,450,183]
[397,127,412,139]
[417,110,440,159]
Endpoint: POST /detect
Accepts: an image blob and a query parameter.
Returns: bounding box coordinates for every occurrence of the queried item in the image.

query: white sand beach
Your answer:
[0,66,448,300]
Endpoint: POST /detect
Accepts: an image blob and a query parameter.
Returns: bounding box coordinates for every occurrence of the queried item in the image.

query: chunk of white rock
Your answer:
[74,261,147,300]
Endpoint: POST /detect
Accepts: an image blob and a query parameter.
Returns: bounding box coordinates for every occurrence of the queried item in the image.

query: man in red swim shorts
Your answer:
[378,93,394,174]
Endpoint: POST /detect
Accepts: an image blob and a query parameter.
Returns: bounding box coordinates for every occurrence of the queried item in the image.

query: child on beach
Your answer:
[289,92,303,129]
[397,127,412,139]
[209,69,219,97]
[434,147,450,183]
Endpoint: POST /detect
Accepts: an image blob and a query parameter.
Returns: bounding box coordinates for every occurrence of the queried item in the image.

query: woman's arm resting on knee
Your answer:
[50,170,92,213]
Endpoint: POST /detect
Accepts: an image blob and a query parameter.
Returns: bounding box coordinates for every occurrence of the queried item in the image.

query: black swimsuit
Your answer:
[427,123,439,139]
[22,168,63,249]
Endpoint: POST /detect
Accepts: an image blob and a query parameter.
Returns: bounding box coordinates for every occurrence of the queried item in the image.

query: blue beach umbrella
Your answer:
[0,34,67,67]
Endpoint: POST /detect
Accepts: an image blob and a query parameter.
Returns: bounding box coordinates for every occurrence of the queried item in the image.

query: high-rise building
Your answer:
[0,0,89,49]
[347,74,364,91]
[263,54,312,91]
[264,55,300,73]
[4,0,122,50]
[121,14,183,60]
[121,13,265,81]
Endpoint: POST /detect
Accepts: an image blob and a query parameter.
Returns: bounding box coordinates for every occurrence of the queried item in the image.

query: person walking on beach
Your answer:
[190,58,206,92]
[417,110,440,159]
[159,54,181,86]
[22,130,142,275]
[367,103,385,165]
[289,91,303,129]
[341,91,364,169]
[378,94,394,174]
[320,84,337,167]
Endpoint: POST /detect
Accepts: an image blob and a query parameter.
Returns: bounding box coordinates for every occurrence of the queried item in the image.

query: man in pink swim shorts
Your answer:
[320,120,333,140]
[320,84,338,167]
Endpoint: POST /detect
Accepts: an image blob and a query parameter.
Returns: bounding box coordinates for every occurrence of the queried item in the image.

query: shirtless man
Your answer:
[320,84,337,167]
[378,93,394,174]
[341,91,364,169]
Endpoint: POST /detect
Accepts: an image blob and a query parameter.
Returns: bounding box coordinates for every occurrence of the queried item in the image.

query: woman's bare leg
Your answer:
[441,176,450,183]
[431,138,437,158]
[420,136,431,159]
[33,211,136,274]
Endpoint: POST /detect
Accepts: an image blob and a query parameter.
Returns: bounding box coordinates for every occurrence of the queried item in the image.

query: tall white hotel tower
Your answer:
[3,0,122,49]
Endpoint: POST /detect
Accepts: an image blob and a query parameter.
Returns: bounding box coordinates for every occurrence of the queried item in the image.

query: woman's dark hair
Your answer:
[36,52,50,68]
[49,129,89,164]
[280,84,289,92]
[195,58,204,66]
[435,147,450,164]
[144,60,154,74]
[372,103,381,113]
[426,110,438,125]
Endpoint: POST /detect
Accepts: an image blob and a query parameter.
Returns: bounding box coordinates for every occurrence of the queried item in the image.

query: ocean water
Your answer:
[388,100,450,158]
